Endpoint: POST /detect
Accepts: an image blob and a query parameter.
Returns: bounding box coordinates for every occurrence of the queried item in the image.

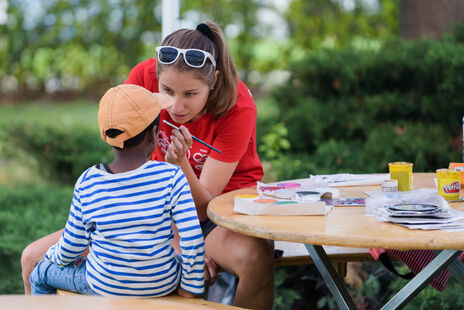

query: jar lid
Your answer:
[382,179,398,188]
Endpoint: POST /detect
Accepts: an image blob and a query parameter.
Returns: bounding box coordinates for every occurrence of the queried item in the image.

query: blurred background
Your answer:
[2,0,464,309]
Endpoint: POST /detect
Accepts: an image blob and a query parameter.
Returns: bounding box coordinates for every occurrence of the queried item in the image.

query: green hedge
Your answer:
[265,37,464,179]
[1,121,112,185]
[0,185,71,294]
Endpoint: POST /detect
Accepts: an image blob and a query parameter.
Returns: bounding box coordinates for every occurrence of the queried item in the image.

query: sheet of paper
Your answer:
[309,173,389,187]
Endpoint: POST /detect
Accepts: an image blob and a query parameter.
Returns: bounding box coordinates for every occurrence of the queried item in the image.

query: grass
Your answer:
[0,100,98,129]
[0,97,275,129]
[0,100,99,186]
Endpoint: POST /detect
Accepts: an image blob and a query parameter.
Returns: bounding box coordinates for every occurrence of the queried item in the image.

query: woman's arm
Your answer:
[21,229,64,294]
[181,157,238,220]
[166,126,238,221]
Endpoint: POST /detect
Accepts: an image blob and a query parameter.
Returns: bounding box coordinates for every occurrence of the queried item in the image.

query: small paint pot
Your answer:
[277,182,301,189]
[253,199,277,204]
[235,195,259,199]
[381,179,398,192]
[275,201,298,205]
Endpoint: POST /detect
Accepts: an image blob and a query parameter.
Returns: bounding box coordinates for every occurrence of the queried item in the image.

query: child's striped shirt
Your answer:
[45,160,205,296]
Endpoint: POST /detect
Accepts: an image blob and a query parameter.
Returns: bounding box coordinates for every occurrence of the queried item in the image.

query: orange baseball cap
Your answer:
[98,84,173,148]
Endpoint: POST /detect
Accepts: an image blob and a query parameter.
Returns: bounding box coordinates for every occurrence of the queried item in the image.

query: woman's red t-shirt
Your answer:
[124,58,263,193]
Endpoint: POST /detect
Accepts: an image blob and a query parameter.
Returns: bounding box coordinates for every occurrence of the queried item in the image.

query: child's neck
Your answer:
[108,149,151,174]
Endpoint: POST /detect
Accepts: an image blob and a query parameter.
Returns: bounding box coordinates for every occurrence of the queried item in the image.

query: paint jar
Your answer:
[388,162,413,191]
[436,169,460,201]
[381,179,398,192]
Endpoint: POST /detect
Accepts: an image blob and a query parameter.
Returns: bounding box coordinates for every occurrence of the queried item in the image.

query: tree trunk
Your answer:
[400,0,464,40]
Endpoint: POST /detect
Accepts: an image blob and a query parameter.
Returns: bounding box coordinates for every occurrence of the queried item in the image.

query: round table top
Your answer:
[207,173,464,250]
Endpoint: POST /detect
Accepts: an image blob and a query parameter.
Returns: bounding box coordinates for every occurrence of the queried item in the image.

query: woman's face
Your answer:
[158,67,210,124]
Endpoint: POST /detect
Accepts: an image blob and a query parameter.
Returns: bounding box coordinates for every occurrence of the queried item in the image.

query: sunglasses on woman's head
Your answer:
[156,46,216,68]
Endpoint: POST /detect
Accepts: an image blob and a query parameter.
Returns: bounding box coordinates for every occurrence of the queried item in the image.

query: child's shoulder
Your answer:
[146,160,178,169]
[145,160,183,175]
[145,161,188,186]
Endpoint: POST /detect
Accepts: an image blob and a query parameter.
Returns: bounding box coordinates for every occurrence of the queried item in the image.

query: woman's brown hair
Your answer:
[156,21,238,119]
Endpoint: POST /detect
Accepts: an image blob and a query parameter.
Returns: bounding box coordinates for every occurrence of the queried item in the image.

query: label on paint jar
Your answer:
[436,169,460,201]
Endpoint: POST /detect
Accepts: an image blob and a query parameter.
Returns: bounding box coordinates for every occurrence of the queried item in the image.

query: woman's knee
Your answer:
[233,237,274,273]
[21,243,36,272]
[22,230,63,272]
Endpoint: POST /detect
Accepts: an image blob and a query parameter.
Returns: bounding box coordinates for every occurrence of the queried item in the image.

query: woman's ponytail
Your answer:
[203,21,238,118]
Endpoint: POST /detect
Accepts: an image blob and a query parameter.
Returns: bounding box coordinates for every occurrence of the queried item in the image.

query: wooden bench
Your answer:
[274,241,375,277]
[44,242,375,307]
[27,290,244,309]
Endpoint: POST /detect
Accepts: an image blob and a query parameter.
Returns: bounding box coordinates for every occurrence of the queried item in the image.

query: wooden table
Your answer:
[207,173,464,309]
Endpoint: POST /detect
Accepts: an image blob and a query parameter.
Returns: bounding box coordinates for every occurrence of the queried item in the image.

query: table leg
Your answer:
[304,244,357,310]
[381,249,461,310]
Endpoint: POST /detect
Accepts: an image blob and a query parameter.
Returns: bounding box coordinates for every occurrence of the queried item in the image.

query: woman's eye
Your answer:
[185,92,195,97]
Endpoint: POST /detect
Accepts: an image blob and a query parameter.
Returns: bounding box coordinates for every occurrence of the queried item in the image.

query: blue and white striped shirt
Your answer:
[45,160,205,297]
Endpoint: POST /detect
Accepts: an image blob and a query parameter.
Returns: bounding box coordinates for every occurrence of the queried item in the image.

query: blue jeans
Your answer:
[30,258,96,295]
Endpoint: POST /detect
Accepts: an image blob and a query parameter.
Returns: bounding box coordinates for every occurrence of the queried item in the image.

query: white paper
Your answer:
[309,173,389,187]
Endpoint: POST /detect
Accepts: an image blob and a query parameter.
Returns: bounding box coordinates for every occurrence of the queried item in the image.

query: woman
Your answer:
[21,21,274,310]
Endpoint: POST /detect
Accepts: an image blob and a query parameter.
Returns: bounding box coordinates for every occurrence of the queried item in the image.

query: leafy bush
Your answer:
[0,185,72,294]
[388,277,464,310]
[1,121,112,185]
[263,37,464,180]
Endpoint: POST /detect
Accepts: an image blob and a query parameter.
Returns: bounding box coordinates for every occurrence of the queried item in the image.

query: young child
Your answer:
[29,84,205,297]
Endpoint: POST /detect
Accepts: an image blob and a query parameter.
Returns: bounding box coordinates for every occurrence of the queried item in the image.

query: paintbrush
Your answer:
[163,120,222,154]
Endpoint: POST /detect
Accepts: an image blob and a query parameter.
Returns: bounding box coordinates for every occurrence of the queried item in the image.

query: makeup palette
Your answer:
[233,195,332,216]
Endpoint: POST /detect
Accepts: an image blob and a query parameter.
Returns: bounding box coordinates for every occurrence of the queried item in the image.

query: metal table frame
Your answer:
[305,244,464,309]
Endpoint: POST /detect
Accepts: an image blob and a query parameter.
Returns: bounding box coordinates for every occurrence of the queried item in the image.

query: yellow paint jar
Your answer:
[388,162,413,191]
[436,169,460,201]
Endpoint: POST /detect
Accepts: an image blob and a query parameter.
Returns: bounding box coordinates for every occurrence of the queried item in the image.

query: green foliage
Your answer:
[263,36,464,180]
[388,277,464,310]
[0,0,401,94]
[273,268,302,310]
[286,0,399,50]
[1,121,112,185]
[259,123,290,160]
[0,185,72,294]
[0,101,112,186]
[1,0,162,94]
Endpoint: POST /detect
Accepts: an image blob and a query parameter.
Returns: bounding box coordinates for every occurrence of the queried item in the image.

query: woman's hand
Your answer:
[204,255,218,286]
[165,126,193,166]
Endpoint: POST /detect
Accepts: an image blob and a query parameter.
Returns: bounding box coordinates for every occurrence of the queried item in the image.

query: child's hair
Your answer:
[156,21,238,119]
[106,115,160,149]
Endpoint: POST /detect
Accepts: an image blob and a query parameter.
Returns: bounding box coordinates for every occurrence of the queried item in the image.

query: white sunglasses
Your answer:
[156,46,216,68]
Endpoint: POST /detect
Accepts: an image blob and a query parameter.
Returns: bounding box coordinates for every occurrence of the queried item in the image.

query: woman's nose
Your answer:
[170,96,184,113]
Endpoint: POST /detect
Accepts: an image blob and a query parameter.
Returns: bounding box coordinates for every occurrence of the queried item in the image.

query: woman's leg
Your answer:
[21,229,64,294]
[205,226,275,310]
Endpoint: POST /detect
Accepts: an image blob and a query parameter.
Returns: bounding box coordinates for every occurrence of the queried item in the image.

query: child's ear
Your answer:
[151,125,158,144]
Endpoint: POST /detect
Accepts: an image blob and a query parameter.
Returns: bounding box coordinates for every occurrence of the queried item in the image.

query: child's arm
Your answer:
[45,180,90,265]
[169,168,205,296]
